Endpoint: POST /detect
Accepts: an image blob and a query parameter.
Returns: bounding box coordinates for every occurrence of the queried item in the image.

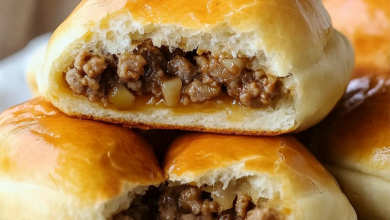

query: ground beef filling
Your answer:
[158,185,279,220]
[65,40,283,108]
[114,185,279,220]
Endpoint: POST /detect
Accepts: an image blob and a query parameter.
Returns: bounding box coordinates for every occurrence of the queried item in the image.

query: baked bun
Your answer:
[0,97,163,220]
[309,74,390,220]
[158,133,356,220]
[26,44,47,97]
[37,0,354,135]
[323,0,390,76]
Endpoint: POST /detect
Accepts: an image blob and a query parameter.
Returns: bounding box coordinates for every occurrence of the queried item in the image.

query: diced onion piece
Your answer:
[108,82,135,110]
[161,77,182,106]
[221,58,244,74]
[211,190,236,210]
[204,184,236,210]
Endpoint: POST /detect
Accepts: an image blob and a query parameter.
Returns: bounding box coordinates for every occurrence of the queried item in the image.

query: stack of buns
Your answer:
[0,99,356,219]
[5,0,389,219]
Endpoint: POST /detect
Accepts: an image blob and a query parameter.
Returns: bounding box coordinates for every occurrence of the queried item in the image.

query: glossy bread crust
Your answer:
[0,97,163,220]
[323,0,390,76]
[315,74,390,181]
[311,74,390,220]
[163,133,357,220]
[37,0,354,135]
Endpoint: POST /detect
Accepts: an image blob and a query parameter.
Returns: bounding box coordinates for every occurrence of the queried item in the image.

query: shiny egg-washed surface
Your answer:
[314,74,390,180]
[164,133,342,195]
[323,0,390,75]
[0,97,163,205]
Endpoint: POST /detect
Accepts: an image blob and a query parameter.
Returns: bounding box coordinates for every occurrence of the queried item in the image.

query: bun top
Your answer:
[323,0,390,75]
[313,74,390,181]
[0,97,163,206]
[164,133,338,190]
[163,133,356,220]
[48,0,332,76]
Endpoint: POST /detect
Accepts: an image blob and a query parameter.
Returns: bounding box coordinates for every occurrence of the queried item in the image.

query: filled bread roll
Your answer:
[309,74,390,220]
[153,133,356,220]
[323,0,390,76]
[0,97,164,220]
[37,0,354,135]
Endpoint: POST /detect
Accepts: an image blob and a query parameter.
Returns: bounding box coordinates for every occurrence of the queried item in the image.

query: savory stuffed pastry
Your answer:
[37,0,354,135]
[155,133,357,220]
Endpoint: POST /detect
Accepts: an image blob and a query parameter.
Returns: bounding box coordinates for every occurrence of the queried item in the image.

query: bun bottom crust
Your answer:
[0,178,150,220]
[326,165,390,220]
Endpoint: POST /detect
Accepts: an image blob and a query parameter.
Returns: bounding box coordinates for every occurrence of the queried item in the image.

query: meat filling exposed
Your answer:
[65,40,284,109]
[113,185,281,220]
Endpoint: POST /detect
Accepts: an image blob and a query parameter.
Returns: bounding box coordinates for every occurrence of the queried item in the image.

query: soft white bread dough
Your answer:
[0,98,164,220]
[37,0,354,135]
[163,133,357,220]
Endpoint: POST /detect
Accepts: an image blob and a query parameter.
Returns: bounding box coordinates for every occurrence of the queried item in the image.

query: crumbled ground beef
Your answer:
[114,185,281,220]
[117,52,147,81]
[167,56,197,84]
[185,79,221,103]
[65,68,85,94]
[245,208,280,220]
[235,194,252,218]
[64,39,283,108]
[157,185,279,220]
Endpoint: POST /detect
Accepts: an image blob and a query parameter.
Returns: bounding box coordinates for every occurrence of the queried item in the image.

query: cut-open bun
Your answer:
[37,0,354,135]
[159,133,356,220]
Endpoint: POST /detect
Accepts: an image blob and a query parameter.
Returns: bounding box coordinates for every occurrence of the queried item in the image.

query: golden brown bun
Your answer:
[323,0,390,77]
[310,74,390,220]
[37,0,354,135]
[163,133,357,220]
[0,97,163,220]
